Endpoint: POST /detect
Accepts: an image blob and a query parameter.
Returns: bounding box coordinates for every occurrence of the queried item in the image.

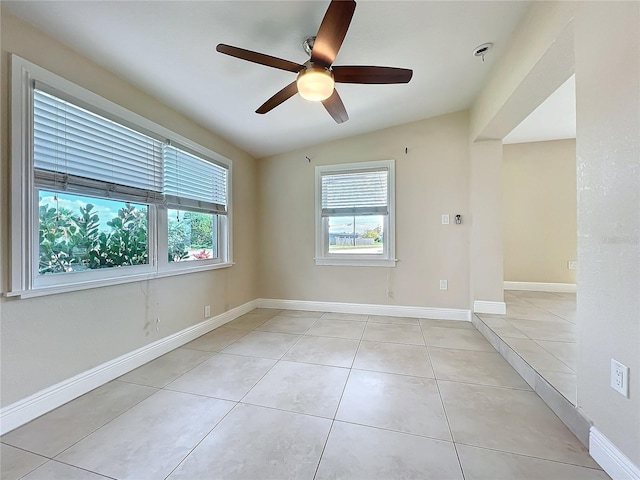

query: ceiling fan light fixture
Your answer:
[297,66,334,101]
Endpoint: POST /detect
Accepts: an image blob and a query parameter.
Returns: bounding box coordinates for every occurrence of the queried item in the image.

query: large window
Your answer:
[10,55,232,297]
[315,160,395,267]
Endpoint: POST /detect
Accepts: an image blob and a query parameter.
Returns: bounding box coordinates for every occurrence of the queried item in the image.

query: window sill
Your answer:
[314,258,397,267]
[6,262,234,299]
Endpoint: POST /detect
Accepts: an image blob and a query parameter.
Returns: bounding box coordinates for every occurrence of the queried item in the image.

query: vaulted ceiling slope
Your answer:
[3,1,531,158]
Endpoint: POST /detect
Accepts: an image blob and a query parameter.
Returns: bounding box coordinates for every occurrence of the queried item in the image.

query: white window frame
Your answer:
[315,160,396,267]
[9,55,233,298]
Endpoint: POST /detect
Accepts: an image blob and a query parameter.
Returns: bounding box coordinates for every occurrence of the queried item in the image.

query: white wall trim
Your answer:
[504,281,577,293]
[258,298,471,321]
[0,299,258,435]
[590,427,640,480]
[473,300,507,314]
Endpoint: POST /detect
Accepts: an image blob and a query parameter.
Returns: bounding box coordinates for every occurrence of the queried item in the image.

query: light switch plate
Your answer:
[441,214,450,225]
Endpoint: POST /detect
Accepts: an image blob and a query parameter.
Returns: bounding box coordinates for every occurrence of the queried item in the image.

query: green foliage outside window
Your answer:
[39,200,148,274]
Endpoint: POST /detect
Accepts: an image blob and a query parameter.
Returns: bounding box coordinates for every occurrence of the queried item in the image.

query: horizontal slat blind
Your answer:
[33,89,164,203]
[163,144,228,215]
[321,168,388,216]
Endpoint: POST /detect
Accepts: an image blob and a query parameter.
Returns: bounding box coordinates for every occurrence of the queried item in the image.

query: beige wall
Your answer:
[0,11,259,406]
[258,111,471,309]
[575,1,640,465]
[503,139,577,284]
[469,140,504,304]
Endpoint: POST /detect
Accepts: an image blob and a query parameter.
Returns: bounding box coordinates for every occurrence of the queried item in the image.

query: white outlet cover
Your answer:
[441,214,450,225]
[439,280,448,290]
[611,359,629,397]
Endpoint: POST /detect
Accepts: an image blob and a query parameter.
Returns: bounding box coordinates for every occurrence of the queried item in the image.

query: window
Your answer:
[10,55,232,297]
[315,160,395,267]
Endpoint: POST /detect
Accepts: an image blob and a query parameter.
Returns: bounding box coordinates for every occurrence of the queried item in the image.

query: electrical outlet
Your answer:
[441,214,450,225]
[204,305,211,318]
[439,279,448,290]
[611,359,629,397]
[568,261,578,270]
[155,317,160,332]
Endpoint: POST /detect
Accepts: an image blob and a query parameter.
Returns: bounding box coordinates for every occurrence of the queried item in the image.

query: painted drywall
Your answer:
[575,1,640,465]
[469,140,504,303]
[258,111,471,309]
[0,11,259,406]
[503,139,577,284]
[471,1,575,141]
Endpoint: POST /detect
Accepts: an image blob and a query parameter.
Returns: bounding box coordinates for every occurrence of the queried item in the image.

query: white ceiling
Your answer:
[503,75,576,145]
[4,1,533,158]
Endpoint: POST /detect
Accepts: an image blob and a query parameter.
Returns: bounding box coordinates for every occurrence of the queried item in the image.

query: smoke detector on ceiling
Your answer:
[473,43,493,62]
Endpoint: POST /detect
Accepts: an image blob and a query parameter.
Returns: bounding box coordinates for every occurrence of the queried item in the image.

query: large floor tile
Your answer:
[1,381,156,457]
[182,326,247,352]
[419,318,475,329]
[429,347,530,390]
[504,305,565,322]
[278,309,324,318]
[508,319,576,342]
[22,461,111,480]
[504,338,574,373]
[224,313,271,330]
[306,319,366,339]
[282,335,359,368]
[477,316,528,338]
[457,444,608,480]
[535,340,577,370]
[527,298,576,310]
[168,403,331,480]
[362,323,425,345]
[336,370,450,440]
[242,361,349,418]
[316,421,463,480]
[56,390,234,480]
[320,312,368,322]
[422,326,495,352]
[353,341,434,378]
[367,315,419,325]
[540,370,577,404]
[166,353,276,401]
[221,331,300,359]
[118,348,212,387]
[547,308,577,323]
[255,314,318,334]
[438,381,596,467]
[509,291,566,300]
[0,444,47,480]
[249,308,282,318]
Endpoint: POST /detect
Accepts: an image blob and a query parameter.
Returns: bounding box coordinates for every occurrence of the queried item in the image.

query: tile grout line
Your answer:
[418,318,466,480]
[312,312,369,480]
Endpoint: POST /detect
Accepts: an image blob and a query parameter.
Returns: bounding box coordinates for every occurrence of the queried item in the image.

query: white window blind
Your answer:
[321,168,388,216]
[163,144,228,215]
[33,87,164,203]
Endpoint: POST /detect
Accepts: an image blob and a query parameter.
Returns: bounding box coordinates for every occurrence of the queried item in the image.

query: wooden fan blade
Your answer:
[256,82,299,114]
[217,44,304,73]
[311,0,356,67]
[333,66,413,84]
[322,89,349,124]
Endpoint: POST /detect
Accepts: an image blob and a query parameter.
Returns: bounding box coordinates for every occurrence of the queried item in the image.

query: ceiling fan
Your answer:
[216,0,413,124]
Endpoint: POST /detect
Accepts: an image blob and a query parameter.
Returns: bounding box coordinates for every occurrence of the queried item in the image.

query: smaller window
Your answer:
[315,160,396,267]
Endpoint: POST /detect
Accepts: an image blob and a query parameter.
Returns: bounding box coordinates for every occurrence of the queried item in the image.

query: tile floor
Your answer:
[476,291,577,404]
[2,307,607,480]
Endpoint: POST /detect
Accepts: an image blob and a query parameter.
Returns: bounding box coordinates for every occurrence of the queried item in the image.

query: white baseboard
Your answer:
[258,298,471,321]
[590,427,640,480]
[473,300,507,314]
[0,299,258,435]
[504,281,577,293]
